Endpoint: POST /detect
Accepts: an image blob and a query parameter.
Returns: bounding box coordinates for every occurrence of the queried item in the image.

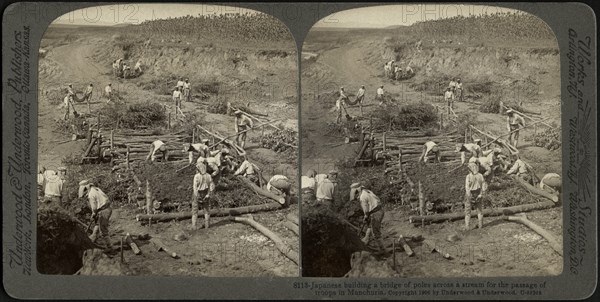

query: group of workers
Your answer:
[112,58,143,79]
[145,135,291,230]
[38,166,112,244]
[383,59,414,81]
[444,78,464,110]
[172,78,193,110]
[334,85,389,123]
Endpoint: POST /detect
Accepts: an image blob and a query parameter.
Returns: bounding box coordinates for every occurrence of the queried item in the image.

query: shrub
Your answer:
[371,103,438,131]
[530,127,561,151]
[98,102,166,129]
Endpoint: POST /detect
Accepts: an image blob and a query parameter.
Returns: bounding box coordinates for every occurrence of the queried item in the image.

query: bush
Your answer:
[530,127,561,151]
[250,128,297,152]
[98,102,166,129]
[371,103,438,131]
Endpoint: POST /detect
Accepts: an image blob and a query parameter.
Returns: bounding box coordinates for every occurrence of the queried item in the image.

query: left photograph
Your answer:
[37,4,299,276]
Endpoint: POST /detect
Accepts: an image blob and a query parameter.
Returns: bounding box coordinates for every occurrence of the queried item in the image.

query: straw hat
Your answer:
[78,179,91,198]
[349,182,363,201]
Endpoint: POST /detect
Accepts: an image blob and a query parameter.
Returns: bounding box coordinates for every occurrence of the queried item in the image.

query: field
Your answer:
[37,14,299,276]
[301,13,562,277]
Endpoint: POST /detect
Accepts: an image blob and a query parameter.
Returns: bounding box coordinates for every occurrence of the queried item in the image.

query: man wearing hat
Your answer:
[456,78,464,102]
[539,173,561,195]
[444,86,455,110]
[316,170,338,208]
[79,180,112,242]
[234,110,254,149]
[184,139,210,164]
[350,183,385,251]
[464,162,487,230]
[183,78,191,102]
[42,166,67,205]
[234,156,263,186]
[376,85,385,106]
[301,169,317,204]
[335,90,347,124]
[267,174,292,205]
[456,139,483,165]
[104,83,113,103]
[506,154,534,185]
[192,163,215,229]
[146,140,169,162]
[419,141,441,164]
[506,109,525,148]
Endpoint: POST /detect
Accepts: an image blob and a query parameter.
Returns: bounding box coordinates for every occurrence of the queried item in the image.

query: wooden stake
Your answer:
[120,237,124,263]
[383,132,387,152]
[192,128,195,144]
[145,180,152,215]
[110,130,114,150]
[499,101,504,114]
[126,146,130,171]
[168,113,171,129]
[439,112,443,131]
[418,181,425,216]
[398,149,403,174]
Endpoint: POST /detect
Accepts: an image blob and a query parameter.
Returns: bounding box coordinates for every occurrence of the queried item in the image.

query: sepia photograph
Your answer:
[36,3,299,276]
[300,4,562,277]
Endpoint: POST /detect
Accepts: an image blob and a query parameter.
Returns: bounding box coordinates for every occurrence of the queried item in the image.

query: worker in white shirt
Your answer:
[315,173,328,188]
[134,60,143,75]
[506,154,533,184]
[83,83,93,102]
[506,109,526,148]
[456,78,464,102]
[356,86,366,104]
[234,110,254,149]
[449,78,458,92]
[464,162,487,230]
[316,170,338,208]
[176,78,185,90]
[335,93,347,124]
[191,163,215,229]
[146,140,169,162]
[444,87,455,110]
[62,94,77,120]
[173,87,182,110]
[350,183,385,251]
[234,157,263,186]
[183,79,191,102]
[42,166,67,205]
[301,169,317,204]
[79,179,112,243]
[539,173,561,194]
[267,175,291,205]
[419,141,441,164]
[376,85,385,106]
[184,139,210,164]
[104,83,113,103]
[456,139,483,164]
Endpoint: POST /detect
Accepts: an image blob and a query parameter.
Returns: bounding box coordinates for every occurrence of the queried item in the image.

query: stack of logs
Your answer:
[377,131,462,174]
[101,130,190,172]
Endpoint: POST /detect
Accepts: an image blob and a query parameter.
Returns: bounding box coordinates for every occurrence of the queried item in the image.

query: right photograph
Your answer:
[300,5,562,277]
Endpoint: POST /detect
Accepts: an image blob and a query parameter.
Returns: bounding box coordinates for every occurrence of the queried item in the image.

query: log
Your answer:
[136,202,283,223]
[423,239,452,259]
[470,125,518,154]
[208,119,282,149]
[237,176,285,204]
[345,136,359,144]
[482,117,554,149]
[125,233,141,255]
[283,220,300,236]
[82,137,98,161]
[197,124,246,156]
[354,139,371,166]
[514,176,559,203]
[409,200,556,224]
[230,215,298,264]
[504,214,562,256]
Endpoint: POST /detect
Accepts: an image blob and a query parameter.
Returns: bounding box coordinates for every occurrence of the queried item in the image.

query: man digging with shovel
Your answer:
[350,183,385,253]
[79,180,112,245]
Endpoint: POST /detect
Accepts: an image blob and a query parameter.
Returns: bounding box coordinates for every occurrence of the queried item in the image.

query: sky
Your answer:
[51,4,259,26]
[313,4,522,28]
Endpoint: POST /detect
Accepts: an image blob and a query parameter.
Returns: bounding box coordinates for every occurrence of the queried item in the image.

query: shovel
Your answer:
[150,238,178,259]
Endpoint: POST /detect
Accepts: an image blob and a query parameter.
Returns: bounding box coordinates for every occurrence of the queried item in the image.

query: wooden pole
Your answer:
[168,113,171,129]
[145,180,152,215]
[110,130,114,150]
[137,202,283,223]
[409,200,556,224]
[383,132,387,152]
[418,181,425,216]
[398,149,403,174]
[229,215,298,265]
[126,146,130,171]
[439,112,443,130]
[192,128,195,144]
[499,101,504,114]
[504,214,562,256]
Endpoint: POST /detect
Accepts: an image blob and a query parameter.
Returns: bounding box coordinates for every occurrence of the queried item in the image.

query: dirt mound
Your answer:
[345,251,397,277]
[301,203,366,277]
[134,163,267,210]
[37,208,96,274]
[77,249,129,275]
